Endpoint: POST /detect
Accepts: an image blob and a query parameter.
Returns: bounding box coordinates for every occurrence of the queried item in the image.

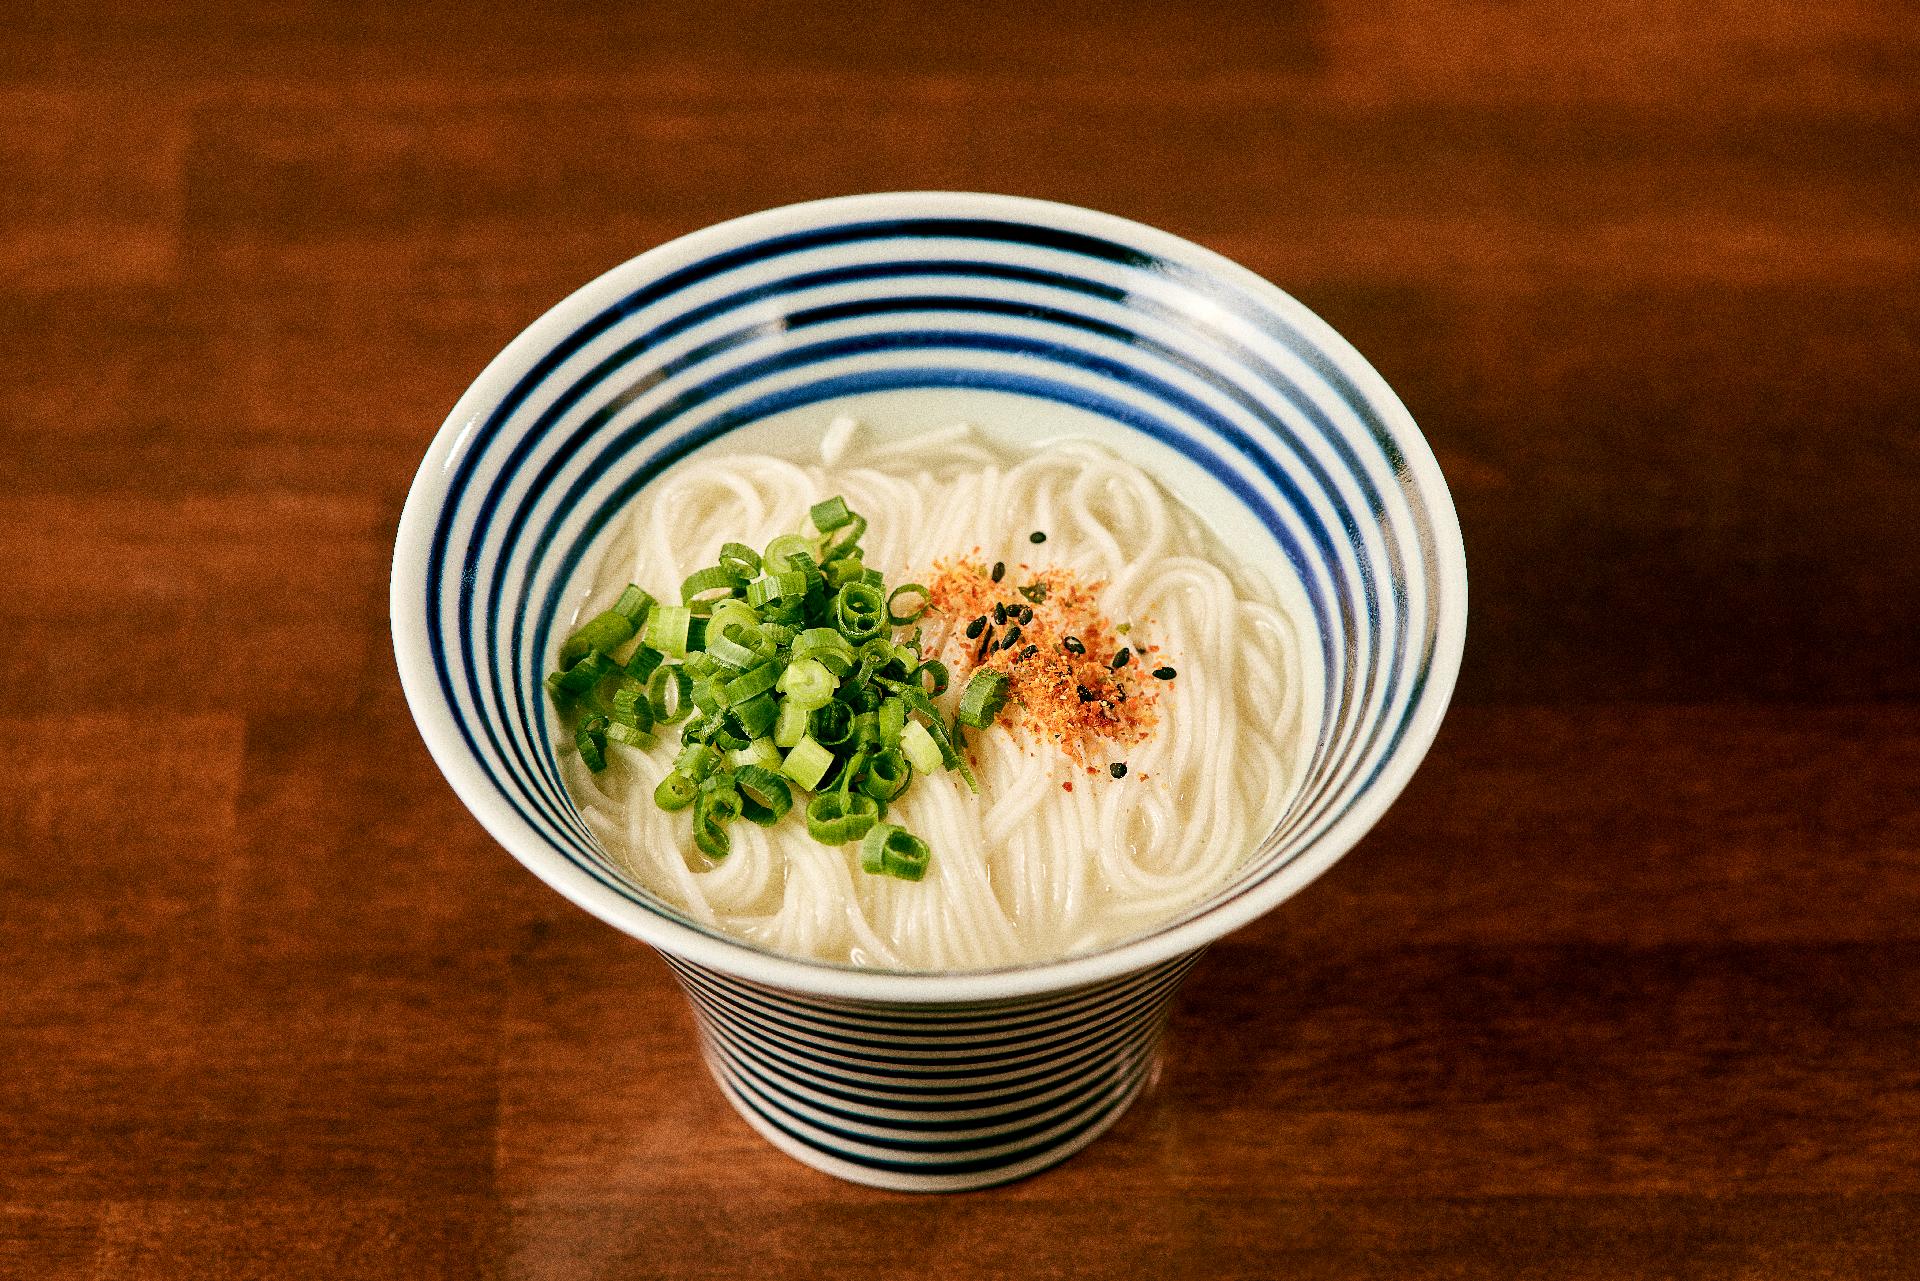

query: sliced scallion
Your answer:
[575,716,609,772]
[885,583,930,625]
[860,823,930,881]
[649,666,692,723]
[781,736,834,792]
[861,748,910,802]
[809,495,853,532]
[553,648,615,693]
[957,668,1011,729]
[654,771,698,811]
[644,605,693,658]
[777,657,837,711]
[559,609,636,668]
[612,584,656,628]
[805,791,879,845]
[735,765,793,825]
[900,719,943,775]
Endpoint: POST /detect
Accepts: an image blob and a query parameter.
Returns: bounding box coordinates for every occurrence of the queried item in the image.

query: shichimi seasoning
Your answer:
[925,554,1166,773]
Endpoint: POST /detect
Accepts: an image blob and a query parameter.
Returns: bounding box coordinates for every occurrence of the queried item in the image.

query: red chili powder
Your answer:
[926,556,1161,769]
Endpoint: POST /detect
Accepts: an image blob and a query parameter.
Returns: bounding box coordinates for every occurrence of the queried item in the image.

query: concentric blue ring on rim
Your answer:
[390,191,1467,1005]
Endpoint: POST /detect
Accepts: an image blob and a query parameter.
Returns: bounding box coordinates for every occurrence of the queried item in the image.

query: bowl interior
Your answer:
[392,192,1466,1002]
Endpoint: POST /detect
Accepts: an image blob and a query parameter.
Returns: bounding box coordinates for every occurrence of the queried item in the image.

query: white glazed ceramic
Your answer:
[391,192,1467,1190]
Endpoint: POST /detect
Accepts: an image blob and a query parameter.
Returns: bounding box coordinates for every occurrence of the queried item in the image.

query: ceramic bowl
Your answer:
[391,192,1467,1190]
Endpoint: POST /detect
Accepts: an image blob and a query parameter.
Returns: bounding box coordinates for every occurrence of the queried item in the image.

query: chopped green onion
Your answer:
[605,721,652,748]
[654,771,698,811]
[822,513,867,561]
[807,700,853,747]
[623,645,663,683]
[957,668,1011,729]
[878,696,906,746]
[900,720,943,775]
[611,685,654,732]
[746,570,807,608]
[680,565,742,605]
[915,659,951,698]
[833,582,886,642]
[612,585,656,628]
[781,736,835,791]
[805,791,879,844]
[718,541,761,578]
[644,605,693,657]
[809,496,853,532]
[559,609,636,668]
[860,823,930,881]
[777,657,838,711]
[688,679,720,719]
[926,714,977,793]
[773,698,809,749]
[721,662,780,706]
[675,741,719,781]
[792,628,856,677]
[821,557,865,591]
[708,595,757,630]
[730,737,783,772]
[548,497,1003,882]
[707,619,768,669]
[855,635,894,685]
[575,716,609,772]
[762,533,814,575]
[735,765,793,825]
[861,748,910,802]
[728,691,778,740]
[698,777,743,826]
[552,648,615,693]
[649,666,691,723]
[692,812,731,860]
[836,746,870,796]
[886,583,929,624]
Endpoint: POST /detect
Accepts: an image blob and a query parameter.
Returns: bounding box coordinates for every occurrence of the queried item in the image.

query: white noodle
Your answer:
[556,424,1312,968]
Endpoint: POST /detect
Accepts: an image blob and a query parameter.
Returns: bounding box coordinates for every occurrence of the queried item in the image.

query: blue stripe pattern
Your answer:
[392,194,1465,1188]
[666,952,1200,1188]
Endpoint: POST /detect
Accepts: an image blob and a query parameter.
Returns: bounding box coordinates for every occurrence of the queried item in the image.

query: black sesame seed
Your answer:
[1018,644,1037,661]
[990,561,1005,583]
[1000,624,1023,650]
[1030,530,1047,543]
[993,602,1007,625]
[1077,684,1098,703]
[965,616,986,639]
[1017,605,1034,625]
[1111,647,1131,669]
[1110,762,1128,779]
[1153,665,1176,679]
[1063,635,1086,654]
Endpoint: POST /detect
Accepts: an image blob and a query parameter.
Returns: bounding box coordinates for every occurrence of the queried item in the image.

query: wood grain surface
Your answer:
[4,2,1917,1277]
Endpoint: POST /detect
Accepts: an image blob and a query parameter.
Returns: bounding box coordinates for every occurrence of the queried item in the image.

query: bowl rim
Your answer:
[390,190,1468,1004]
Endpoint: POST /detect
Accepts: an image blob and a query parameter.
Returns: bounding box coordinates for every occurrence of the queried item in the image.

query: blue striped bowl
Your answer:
[391,192,1467,1191]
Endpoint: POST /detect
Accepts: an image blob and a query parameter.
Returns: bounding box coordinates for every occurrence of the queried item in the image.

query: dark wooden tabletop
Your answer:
[6,2,1919,1277]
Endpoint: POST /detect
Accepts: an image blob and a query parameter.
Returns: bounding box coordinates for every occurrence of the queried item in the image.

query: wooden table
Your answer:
[6,2,1917,1276]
